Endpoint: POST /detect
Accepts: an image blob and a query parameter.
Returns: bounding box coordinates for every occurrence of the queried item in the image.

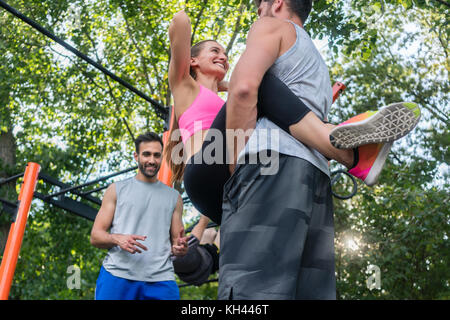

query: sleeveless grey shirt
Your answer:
[238,20,333,176]
[102,177,180,282]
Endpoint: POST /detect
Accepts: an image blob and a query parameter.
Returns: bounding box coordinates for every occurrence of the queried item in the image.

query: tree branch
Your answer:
[390,150,405,166]
[85,32,135,141]
[191,0,209,43]
[120,5,155,96]
[48,46,106,92]
[226,4,245,56]
[383,73,449,124]
[433,0,450,8]
[437,23,448,59]
[379,34,449,124]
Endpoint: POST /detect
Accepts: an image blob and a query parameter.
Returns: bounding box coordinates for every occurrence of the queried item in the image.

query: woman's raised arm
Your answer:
[168,10,193,88]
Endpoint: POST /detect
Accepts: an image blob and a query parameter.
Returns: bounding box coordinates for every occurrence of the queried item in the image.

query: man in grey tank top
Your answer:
[90,132,187,300]
[220,0,338,299]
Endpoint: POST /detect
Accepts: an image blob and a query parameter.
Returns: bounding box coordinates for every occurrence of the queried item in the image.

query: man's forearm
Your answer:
[90,230,117,249]
[226,84,259,165]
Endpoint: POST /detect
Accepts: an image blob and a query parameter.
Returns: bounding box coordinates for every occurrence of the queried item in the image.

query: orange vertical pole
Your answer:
[158,130,173,187]
[332,82,346,103]
[0,162,40,300]
[158,106,174,187]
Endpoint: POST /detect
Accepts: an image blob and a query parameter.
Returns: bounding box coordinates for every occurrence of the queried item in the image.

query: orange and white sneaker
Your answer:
[329,102,421,149]
[349,142,393,186]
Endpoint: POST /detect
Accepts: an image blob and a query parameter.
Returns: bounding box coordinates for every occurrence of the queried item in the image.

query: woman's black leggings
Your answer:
[183,73,313,224]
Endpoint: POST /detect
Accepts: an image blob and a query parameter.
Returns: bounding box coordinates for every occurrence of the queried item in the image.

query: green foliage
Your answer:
[0,0,448,299]
[334,164,449,299]
[179,276,219,300]
[329,2,449,300]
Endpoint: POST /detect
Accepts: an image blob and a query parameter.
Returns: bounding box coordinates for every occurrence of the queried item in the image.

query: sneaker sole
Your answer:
[329,102,421,149]
[364,142,393,187]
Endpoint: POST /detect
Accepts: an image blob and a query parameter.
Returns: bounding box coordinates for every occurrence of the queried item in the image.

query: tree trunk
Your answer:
[0,105,17,253]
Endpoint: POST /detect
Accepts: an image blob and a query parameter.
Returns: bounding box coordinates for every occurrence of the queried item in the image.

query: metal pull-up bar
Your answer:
[0,0,169,120]
[0,162,41,300]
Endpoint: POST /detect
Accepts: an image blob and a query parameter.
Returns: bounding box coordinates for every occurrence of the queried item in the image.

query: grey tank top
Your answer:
[238,21,332,176]
[102,177,180,282]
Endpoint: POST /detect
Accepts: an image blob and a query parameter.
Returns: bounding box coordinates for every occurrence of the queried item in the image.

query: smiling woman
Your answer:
[189,40,230,80]
[164,10,230,185]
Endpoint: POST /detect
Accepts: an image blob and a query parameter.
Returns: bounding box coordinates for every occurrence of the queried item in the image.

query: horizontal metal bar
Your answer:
[43,167,137,200]
[34,192,98,221]
[0,173,24,186]
[0,0,169,119]
[39,173,101,206]
[0,198,17,207]
[0,198,19,216]
[79,185,109,196]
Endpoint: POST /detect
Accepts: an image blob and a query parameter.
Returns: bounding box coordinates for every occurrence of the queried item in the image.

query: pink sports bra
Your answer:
[178,84,225,144]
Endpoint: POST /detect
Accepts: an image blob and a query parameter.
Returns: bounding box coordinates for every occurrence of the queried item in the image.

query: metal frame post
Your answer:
[0,162,40,300]
[158,106,175,187]
[332,82,347,103]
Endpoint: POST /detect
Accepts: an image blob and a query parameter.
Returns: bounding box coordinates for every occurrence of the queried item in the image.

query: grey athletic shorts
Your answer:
[218,153,336,300]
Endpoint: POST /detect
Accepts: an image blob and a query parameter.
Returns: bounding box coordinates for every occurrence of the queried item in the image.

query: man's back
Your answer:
[220,8,336,300]
[239,19,332,175]
[268,21,332,121]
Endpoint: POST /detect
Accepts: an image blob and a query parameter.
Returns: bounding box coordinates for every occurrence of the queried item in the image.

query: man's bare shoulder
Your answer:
[105,182,116,192]
[249,17,296,39]
[102,182,117,202]
[250,16,283,32]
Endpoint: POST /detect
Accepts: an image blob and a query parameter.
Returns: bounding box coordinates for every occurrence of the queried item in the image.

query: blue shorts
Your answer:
[95,266,180,300]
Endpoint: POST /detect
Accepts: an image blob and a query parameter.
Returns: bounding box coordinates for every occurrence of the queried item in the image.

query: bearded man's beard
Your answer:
[138,161,160,178]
